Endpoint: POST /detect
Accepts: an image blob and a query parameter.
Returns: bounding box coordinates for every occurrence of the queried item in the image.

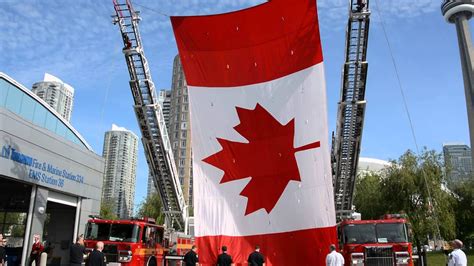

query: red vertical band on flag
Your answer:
[196,226,337,266]
[170,0,323,87]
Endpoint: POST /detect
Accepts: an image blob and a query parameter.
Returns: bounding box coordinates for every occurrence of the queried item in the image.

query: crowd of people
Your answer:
[0,232,467,266]
[183,245,265,266]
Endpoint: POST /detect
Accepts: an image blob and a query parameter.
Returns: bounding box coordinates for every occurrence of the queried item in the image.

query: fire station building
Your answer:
[0,72,104,266]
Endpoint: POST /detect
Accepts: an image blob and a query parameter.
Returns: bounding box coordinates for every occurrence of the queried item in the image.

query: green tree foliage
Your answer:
[100,198,118,220]
[137,193,165,225]
[354,149,456,249]
[353,172,384,220]
[452,179,474,247]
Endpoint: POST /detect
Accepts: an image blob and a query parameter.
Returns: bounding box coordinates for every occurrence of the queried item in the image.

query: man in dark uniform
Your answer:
[0,234,6,266]
[183,245,199,266]
[216,246,233,266]
[87,242,105,266]
[247,245,265,266]
[70,235,86,266]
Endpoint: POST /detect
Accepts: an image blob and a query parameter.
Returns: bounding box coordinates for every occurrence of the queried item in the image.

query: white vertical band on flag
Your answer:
[190,63,335,237]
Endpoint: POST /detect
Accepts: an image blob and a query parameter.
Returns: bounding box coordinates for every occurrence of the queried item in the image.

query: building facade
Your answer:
[102,124,138,219]
[0,72,104,266]
[443,143,472,185]
[31,73,74,122]
[158,90,172,132]
[169,55,193,207]
[147,173,156,198]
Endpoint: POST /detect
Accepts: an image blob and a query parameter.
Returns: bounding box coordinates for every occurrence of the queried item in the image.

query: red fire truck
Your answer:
[83,217,192,266]
[338,214,413,266]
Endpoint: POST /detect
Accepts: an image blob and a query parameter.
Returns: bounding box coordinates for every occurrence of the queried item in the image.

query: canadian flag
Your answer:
[171,0,337,265]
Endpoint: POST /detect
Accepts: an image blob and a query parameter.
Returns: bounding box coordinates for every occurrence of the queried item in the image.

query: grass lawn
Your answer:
[427,250,474,266]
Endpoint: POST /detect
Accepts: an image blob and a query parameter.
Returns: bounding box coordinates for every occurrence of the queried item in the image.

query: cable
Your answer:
[134,2,170,17]
[373,0,443,243]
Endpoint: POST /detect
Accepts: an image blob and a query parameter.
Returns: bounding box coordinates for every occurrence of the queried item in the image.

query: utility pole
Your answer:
[442,0,474,164]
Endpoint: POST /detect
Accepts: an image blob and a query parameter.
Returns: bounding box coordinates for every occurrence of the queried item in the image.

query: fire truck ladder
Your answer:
[112,0,187,230]
[331,0,371,221]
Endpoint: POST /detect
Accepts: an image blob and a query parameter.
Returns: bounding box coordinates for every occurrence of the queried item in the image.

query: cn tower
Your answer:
[442,0,474,164]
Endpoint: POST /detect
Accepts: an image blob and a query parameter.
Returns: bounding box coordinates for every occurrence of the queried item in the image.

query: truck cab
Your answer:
[83,217,165,266]
[338,215,413,266]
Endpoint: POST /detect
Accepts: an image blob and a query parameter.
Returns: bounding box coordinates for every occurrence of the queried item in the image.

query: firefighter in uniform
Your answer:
[183,245,199,266]
[448,239,467,266]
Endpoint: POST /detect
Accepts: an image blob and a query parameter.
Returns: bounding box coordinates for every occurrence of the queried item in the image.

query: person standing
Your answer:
[0,234,6,266]
[167,242,177,266]
[247,246,265,266]
[216,246,233,266]
[183,245,199,266]
[87,242,105,266]
[70,235,86,266]
[28,234,44,266]
[326,244,344,266]
[448,239,467,266]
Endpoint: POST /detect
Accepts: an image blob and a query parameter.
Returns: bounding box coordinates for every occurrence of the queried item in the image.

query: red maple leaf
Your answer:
[203,103,320,215]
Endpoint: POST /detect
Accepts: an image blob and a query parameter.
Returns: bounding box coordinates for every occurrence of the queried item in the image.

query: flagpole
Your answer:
[442,0,474,166]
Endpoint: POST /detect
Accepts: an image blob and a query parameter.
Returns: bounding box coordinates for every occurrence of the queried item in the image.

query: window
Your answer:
[56,121,68,138]
[0,79,9,107]
[0,78,88,149]
[181,140,186,147]
[19,94,35,121]
[181,131,187,138]
[44,112,58,132]
[181,122,187,130]
[5,84,23,114]
[33,104,47,126]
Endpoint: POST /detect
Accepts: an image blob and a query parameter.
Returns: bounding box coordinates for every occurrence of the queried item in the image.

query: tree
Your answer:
[381,150,456,249]
[354,149,457,250]
[354,172,384,219]
[137,193,165,225]
[452,179,474,247]
[100,198,118,220]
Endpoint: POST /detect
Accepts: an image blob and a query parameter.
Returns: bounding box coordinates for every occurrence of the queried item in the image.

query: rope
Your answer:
[373,0,443,243]
[134,2,170,17]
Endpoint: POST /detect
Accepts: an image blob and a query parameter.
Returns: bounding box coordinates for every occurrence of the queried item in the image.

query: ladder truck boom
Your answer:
[331,0,370,220]
[112,0,187,230]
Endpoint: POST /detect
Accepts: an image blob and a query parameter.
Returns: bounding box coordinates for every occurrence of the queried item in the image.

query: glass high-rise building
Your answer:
[31,73,74,122]
[102,124,138,218]
[443,143,472,185]
[169,55,193,207]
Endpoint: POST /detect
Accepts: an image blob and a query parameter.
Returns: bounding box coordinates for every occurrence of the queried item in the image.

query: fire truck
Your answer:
[338,215,413,265]
[83,217,192,266]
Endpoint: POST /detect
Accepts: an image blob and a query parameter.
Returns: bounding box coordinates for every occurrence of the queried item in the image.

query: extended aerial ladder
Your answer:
[112,0,187,230]
[331,0,371,220]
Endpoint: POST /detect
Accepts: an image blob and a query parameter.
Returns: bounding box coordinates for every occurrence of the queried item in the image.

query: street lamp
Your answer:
[442,0,474,165]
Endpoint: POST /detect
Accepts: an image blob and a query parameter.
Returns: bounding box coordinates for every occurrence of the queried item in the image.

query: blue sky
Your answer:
[0,0,470,211]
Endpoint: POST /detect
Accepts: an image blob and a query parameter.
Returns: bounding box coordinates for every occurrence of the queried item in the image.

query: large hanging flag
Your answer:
[171,0,336,265]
